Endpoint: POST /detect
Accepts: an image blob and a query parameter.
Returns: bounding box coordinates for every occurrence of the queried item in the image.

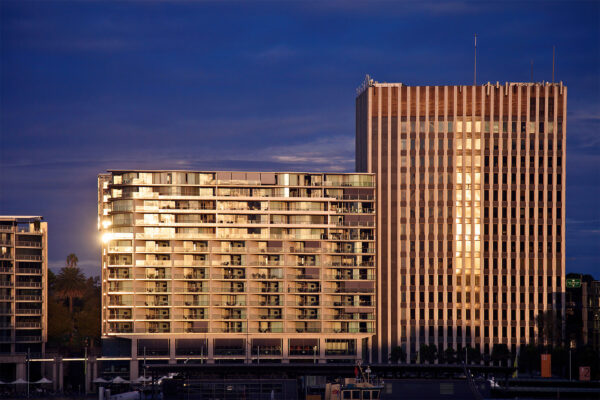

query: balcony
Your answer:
[0,267,13,273]
[15,336,42,342]
[15,255,42,261]
[15,241,42,248]
[15,309,41,315]
[183,314,206,320]
[15,282,42,288]
[144,314,170,320]
[16,268,42,275]
[16,295,42,301]
[212,313,246,320]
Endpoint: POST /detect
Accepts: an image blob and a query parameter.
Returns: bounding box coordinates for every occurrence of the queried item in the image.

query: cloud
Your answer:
[251,45,297,63]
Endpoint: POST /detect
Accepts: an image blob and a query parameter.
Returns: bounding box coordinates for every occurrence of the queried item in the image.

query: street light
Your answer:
[365,366,371,383]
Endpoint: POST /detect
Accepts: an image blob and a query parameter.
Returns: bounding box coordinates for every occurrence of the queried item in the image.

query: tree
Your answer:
[47,298,73,347]
[518,344,541,376]
[66,253,79,269]
[390,346,406,363]
[491,344,510,367]
[54,254,86,313]
[420,344,437,364]
[443,346,457,364]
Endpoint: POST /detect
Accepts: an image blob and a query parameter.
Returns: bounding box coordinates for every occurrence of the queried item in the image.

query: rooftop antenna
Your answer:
[530,59,534,82]
[552,46,555,83]
[473,34,477,85]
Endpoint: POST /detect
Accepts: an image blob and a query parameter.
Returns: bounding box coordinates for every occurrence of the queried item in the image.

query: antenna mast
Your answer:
[530,59,534,82]
[552,46,555,83]
[473,34,477,85]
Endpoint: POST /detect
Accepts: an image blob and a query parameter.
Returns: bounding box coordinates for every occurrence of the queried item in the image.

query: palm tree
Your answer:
[66,253,79,268]
[54,254,86,313]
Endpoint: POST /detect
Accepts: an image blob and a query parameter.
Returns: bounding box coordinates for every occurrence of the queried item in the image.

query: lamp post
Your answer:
[365,366,371,383]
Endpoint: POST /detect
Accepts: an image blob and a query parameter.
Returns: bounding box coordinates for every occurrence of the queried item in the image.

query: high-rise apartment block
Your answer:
[0,216,48,355]
[98,171,375,371]
[356,78,566,362]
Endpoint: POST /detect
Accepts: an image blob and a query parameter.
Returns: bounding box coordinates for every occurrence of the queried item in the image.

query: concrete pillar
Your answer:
[129,359,139,382]
[319,338,326,364]
[52,358,58,392]
[58,358,64,392]
[357,339,363,364]
[207,338,214,364]
[130,338,139,381]
[282,338,289,363]
[168,339,176,364]
[16,361,26,380]
[85,356,97,394]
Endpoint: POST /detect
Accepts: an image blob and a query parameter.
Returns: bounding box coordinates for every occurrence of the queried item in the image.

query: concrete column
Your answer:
[207,338,214,364]
[129,359,139,382]
[319,338,326,364]
[52,358,58,392]
[168,339,176,364]
[130,338,139,381]
[58,358,64,392]
[282,338,289,363]
[357,339,363,364]
[85,356,96,394]
[16,361,26,380]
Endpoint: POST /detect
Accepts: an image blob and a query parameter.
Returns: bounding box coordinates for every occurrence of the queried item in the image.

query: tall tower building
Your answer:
[356,78,566,362]
[98,170,375,377]
[0,216,48,355]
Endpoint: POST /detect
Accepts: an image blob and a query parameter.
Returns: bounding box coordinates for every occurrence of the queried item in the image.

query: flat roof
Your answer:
[0,216,43,221]
[103,170,373,175]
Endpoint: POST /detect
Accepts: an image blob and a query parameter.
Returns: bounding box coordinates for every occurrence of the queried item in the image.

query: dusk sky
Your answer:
[1,1,598,277]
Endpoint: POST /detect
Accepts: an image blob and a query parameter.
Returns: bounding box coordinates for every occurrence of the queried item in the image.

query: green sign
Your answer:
[566,278,582,289]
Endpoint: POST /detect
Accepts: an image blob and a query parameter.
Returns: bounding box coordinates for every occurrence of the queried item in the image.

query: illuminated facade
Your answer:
[98,170,375,375]
[0,216,48,355]
[356,78,566,362]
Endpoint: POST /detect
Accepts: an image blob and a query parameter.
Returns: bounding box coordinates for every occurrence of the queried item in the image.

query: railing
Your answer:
[178,301,210,306]
[15,336,42,342]
[255,314,282,320]
[324,287,375,294]
[15,268,42,274]
[108,315,133,320]
[143,315,170,320]
[0,267,13,273]
[324,314,376,320]
[289,314,320,320]
[0,281,12,287]
[0,295,14,301]
[15,241,42,248]
[325,328,374,334]
[16,322,41,328]
[212,274,246,280]
[15,309,41,315]
[173,246,209,252]
[286,301,320,307]
[16,295,42,301]
[287,274,320,280]
[15,282,42,288]
[211,314,246,320]
[108,246,133,252]
[182,314,207,320]
[15,255,42,261]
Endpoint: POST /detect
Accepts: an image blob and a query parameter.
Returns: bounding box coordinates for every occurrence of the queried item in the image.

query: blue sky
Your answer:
[1,1,598,277]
